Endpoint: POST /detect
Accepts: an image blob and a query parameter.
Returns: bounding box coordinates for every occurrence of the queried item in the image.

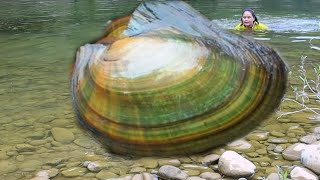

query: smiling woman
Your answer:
[235,8,268,31]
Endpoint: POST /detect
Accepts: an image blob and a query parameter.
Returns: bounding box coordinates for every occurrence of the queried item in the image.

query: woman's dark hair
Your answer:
[241,8,259,24]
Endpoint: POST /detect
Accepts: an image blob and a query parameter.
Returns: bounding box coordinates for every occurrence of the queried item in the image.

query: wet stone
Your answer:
[199,172,222,180]
[246,132,269,141]
[86,161,110,172]
[73,138,94,149]
[16,155,24,161]
[29,131,46,139]
[259,162,270,167]
[301,144,320,174]
[158,159,181,167]
[130,167,147,173]
[288,138,299,143]
[313,126,320,134]
[29,140,47,146]
[287,126,306,136]
[267,137,288,144]
[50,119,69,128]
[250,140,265,149]
[37,115,56,123]
[50,127,75,144]
[181,164,213,173]
[45,168,59,178]
[19,159,42,172]
[96,170,119,179]
[299,134,318,144]
[250,157,272,163]
[274,145,285,153]
[287,133,296,138]
[158,165,188,180]
[45,158,64,166]
[246,152,259,158]
[108,175,133,180]
[186,177,206,180]
[225,139,255,153]
[270,131,286,137]
[0,151,9,160]
[185,169,201,176]
[201,154,220,166]
[131,173,153,180]
[61,167,87,177]
[16,144,36,152]
[137,157,158,169]
[256,148,268,155]
[14,120,33,127]
[290,166,318,180]
[267,144,276,151]
[0,160,18,174]
[282,143,307,161]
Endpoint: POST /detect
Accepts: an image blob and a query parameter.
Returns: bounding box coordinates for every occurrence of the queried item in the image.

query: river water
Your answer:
[0,0,320,179]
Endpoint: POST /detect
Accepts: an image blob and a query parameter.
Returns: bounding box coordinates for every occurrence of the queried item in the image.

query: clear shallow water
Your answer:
[1,0,320,179]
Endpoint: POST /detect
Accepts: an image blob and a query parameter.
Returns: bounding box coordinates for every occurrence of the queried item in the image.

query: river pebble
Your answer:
[301,144,320,174]
[61,167,87,177]
[0,160,18,174]
[246,132,269,141]
[16,144,36,152]
[137,157,158,169]
[265,172,280,180]
[158,159,181,167]
[186,177,206,180]
[201,154,220,166]
[131,173,153,180]
[199,172,222,180]
[282,143,307,161]
[290,166,318,180]
[299,134,318,144]
[19,160,42,172]
[96,170,119,179]
[225,139,255,153]
[50,127,75,144]
[158,165,188,180]
[218,150,256,178]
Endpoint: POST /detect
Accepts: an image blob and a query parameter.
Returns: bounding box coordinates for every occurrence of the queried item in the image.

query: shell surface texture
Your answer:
[71,1,288,156]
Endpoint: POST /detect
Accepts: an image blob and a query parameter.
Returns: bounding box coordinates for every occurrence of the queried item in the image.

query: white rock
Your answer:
[218,150,256,177]
[301,145,320,174]
[282,143,307,161]
[158,165,188,180]
[131,173,154,180]
[87,161,102,172]
[226,139,254,152]
[106,175,132,180]
[266,173,281,180]
[186,177,206,180]
[300,135,318,144]
[199,172,221,180]
[313,127,320,134]
[29,177,50,180]
[290,166,318,180]
[36,170,49,177]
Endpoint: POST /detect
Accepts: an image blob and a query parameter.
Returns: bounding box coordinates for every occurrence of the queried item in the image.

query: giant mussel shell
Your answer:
[71,1,288,156]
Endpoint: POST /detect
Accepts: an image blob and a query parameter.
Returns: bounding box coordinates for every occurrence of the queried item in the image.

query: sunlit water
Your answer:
[1,0,320,179]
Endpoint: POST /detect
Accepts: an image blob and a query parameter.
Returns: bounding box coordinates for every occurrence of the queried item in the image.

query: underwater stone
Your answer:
[71,1,287,156]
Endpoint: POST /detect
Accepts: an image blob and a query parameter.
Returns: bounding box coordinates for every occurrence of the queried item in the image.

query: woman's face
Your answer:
[242,11,254,27]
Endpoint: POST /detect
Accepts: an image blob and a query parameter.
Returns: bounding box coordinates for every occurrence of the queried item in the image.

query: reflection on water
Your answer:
[1,0,320,179]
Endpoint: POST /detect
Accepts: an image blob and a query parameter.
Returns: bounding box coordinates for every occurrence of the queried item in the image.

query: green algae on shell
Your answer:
[71,1,288,156]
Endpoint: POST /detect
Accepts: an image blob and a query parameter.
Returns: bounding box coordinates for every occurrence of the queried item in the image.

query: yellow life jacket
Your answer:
[235,22,268,31]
